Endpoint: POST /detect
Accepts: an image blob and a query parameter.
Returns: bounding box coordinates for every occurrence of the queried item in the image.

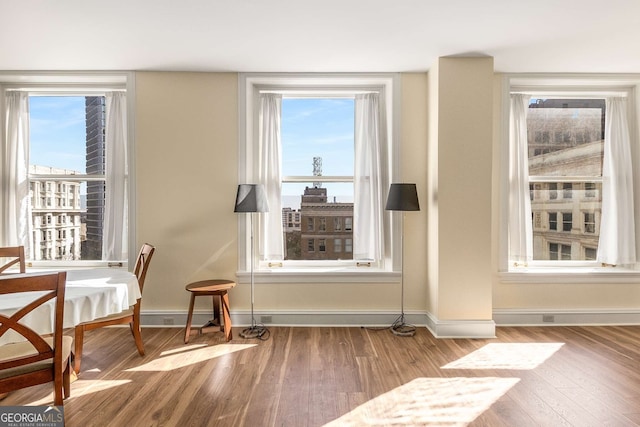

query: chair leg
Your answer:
[131,315,145,356]
[184,293,196,344]
[74,326,84,374]
[63,358,71,399]
[53,373,63,406]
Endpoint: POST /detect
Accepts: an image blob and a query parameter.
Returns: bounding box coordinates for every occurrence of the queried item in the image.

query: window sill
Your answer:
[236,268,401,284]
[500,267,640,284]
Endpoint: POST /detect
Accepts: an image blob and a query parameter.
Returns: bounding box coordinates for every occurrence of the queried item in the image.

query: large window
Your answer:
[1,73,133,267]
[239,74,400,281]
[506,77,639,275]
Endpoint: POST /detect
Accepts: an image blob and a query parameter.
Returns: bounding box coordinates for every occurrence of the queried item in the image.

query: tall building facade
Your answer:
[29,165,83,260]
[83,96,106,259]
[528,100,603,261]
[297,187,354,260]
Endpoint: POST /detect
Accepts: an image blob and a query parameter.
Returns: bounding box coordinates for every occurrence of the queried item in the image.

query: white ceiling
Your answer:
[2,0,640,74]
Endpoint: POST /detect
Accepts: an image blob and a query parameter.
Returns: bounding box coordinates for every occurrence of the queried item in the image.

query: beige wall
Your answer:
[134,72,430,316]
[133,67,640,326]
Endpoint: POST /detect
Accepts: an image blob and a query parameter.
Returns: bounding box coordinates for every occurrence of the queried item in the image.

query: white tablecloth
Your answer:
[0,268,140,345]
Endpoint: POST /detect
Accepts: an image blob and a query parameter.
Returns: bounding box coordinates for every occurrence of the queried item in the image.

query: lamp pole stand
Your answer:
[391,212,416,337]
[240,212,267,339]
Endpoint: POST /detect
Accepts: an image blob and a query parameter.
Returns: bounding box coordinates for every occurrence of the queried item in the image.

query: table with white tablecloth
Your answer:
[0,268,140,345]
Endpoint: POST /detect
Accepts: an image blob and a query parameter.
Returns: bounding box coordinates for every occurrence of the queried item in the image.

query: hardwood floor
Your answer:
[2,325,640,426]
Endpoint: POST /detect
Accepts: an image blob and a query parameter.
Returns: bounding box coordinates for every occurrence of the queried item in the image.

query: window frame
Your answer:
[500,74,640,283]
[0,71,136,269]
[238,73,402,283]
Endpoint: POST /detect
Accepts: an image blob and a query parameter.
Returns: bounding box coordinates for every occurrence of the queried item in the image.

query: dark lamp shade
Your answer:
[234,184,269,213]
[385,183,420,211]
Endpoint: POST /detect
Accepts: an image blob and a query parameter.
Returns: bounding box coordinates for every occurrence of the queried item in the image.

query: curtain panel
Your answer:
[508,94,533,265]
[354,93,384,260]
[1,92,30,250]
[597,97,636,265]
[102,92,129,261]
[258,93,284,261]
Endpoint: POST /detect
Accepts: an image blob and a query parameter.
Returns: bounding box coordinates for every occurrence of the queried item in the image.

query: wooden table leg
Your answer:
[184,293,196,344]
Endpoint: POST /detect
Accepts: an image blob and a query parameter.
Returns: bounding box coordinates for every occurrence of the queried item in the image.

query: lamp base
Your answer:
[240,325,268,339]
[391,323,416,337]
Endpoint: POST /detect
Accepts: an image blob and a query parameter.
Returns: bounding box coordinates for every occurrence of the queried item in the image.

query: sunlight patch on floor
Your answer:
[324,377,519,426]
[20,380,131,406]
[125,343,256,372]
[442,343,564,370]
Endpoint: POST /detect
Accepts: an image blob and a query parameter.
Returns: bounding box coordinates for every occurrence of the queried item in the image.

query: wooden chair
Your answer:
[0,246,26,274]
[74,243,156,374]
[0,272,72,406]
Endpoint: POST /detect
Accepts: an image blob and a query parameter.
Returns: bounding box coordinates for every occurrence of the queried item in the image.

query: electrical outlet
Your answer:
[542,314,555,323]
[163,317,174,325]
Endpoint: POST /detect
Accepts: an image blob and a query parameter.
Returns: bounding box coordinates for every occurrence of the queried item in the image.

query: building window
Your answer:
[562,213,572,232]
[345,217,353,232]
[549,183,557,200]
[562,183,572,199]
[308,239,315,252]
[585,247,597,260]
[307,217,314,232]
[239,73,400,279]
[549,212,557,231]
[584,182,596,198]
[584,212,596,234]
[319,239,326,252]
[549,243,571,260]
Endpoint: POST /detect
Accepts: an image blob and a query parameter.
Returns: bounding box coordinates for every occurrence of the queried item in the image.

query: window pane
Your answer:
[281,97,355,262]
[527,98,604,262]
[29,96,106,261]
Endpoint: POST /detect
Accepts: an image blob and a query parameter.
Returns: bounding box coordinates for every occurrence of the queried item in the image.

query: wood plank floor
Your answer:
[2,325,640,426]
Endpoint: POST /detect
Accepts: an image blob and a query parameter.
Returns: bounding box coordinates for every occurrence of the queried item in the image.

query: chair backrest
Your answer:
[0,246,26,274]
[134,243,155,294]
[0,272,67,375]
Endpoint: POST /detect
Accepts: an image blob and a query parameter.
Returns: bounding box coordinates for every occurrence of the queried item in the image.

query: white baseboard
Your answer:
[493,308,640,326]
[141,310,497,339]
[140,310,428,329]
[424,312,496,338]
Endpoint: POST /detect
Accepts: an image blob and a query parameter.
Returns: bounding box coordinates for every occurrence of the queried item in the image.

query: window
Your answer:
[0,73,133,266]
[549,212,557,230]
[506,76,639,275]
[239,73,400,281]
[562,213,572,232]
[584,212,596,233]
[525,98,604,261]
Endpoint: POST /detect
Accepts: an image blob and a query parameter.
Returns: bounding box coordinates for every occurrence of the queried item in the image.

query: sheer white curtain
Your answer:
[102,92,128,260]
[597,97,636,265]
[258,93,284,260]
[1,92,30,250]
[354,93,384,260]
[509,94,533,265]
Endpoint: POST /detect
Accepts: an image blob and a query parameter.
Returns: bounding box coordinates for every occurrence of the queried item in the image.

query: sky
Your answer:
[29,96,88,173]
[281,97,355,209]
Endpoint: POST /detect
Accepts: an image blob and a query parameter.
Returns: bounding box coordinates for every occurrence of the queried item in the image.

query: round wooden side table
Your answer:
[184,279,236,343]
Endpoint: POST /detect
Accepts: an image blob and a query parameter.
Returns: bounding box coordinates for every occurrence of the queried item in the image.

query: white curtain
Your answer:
[597,97,636,265]
[258,93,284,260]
[354,93,384,260]
[1,92,30,250]
[102,92,128,261]
[508,94,533,265]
